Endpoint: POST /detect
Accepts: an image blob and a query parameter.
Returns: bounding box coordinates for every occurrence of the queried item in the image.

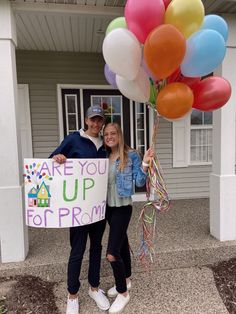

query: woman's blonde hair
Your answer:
[104,123,132,171]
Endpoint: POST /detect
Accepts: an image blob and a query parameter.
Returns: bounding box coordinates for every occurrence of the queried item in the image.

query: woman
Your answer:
[103,123,154,314]
[50,105,110,314]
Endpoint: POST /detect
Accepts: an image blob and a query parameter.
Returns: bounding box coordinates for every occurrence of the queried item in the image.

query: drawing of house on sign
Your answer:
[28,182,51,208]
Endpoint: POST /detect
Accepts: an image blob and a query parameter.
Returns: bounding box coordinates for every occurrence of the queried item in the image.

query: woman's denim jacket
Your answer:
[115,150,147,197]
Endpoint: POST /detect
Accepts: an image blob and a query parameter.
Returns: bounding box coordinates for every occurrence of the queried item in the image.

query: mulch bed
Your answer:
[0,275,59,314]
[210,257,236,314]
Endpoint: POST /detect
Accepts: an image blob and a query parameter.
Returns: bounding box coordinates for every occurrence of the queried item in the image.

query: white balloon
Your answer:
[103,28,142,81]
[116,67,150,103]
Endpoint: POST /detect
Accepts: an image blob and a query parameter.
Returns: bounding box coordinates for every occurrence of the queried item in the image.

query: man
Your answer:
[50,105,110,314]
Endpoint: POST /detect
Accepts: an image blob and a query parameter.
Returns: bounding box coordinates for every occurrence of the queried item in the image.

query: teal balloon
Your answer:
[181,29,226,77]
[201,14,228,42]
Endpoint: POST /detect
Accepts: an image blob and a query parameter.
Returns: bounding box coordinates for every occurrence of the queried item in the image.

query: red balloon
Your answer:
[163,0,172,9]
[167,68,181,83]
[178,75,201,88]
[192,77,231,111]
[167,70,200,88]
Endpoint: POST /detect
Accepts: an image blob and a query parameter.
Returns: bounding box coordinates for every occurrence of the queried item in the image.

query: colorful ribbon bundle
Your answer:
[138,115,170,266]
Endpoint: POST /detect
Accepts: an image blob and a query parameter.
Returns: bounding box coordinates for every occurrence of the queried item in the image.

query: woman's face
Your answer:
[104,125,119,149]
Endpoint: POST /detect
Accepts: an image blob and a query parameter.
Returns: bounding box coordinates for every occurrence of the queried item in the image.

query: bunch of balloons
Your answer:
[103,0,232,120]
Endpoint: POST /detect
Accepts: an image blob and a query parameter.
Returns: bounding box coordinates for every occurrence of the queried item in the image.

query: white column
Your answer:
[0,0,28,262]
[210,15,236,240]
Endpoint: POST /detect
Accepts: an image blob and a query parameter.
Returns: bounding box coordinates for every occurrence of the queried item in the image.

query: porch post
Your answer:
[210,19,236,240]
[0,0,28,262]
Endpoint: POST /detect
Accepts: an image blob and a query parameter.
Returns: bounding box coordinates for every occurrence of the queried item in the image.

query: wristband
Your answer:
[142,161,149,167]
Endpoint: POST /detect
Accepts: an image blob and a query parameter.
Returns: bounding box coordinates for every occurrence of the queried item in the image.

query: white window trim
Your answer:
[173,114,213,167]
[172,115,190,167]
[134,102,147,153]
[65,94,78,135]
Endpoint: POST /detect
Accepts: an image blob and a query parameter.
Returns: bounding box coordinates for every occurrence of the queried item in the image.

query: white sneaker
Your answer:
[66,297,79,314]
[107,281,132,298]
[109,293,130,314]
[88,287,110,310]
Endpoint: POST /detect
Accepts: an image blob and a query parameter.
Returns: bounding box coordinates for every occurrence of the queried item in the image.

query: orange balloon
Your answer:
[157,82,193,119]
[144,24,186,80]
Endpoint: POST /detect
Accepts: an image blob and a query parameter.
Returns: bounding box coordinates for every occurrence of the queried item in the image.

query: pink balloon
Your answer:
[125,0,165,44]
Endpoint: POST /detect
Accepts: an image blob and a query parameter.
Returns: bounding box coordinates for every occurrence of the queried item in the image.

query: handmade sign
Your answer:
[23,159,109,228]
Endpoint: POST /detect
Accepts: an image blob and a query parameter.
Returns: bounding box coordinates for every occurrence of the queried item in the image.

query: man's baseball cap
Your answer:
[85,105,105,120]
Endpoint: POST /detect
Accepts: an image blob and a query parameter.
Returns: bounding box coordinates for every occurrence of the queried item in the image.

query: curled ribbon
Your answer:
[138,114,170,267]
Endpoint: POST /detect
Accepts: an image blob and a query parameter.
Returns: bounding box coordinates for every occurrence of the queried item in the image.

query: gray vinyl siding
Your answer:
[16,50,106,158]
[154,117,211,199]
[16,50,211,199]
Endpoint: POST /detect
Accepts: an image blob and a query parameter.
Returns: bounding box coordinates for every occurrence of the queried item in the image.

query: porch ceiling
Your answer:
[10,0,236,53]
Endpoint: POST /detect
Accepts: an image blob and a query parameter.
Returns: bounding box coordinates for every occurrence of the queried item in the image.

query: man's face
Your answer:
[85,116,104,137]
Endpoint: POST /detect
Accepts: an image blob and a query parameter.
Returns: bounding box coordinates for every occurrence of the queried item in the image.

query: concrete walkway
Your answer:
[0,199,234,313]
[54,267,228,314]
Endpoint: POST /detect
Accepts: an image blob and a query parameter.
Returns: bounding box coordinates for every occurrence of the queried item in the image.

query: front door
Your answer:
[61,88,150,151]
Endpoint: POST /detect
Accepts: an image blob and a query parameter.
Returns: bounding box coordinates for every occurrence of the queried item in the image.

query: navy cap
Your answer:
[85,105,105,120]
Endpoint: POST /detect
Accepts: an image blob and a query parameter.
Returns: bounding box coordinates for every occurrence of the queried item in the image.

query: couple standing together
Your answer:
[50,105,154,314]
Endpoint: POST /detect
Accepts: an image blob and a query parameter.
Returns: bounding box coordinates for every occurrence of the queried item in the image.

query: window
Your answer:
[134,102,148,156]
[190,110,212,164]
[91,95,123,127]
[65,95,79,134]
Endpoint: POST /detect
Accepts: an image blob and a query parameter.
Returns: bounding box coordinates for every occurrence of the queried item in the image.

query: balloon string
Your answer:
[137,112,170,267]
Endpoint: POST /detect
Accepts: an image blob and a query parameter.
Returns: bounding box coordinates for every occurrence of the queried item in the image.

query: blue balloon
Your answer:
[201,14,228,42]
[180,29,226,78]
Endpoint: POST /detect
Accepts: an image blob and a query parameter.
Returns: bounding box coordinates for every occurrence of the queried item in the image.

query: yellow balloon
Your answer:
[165,0,205,38]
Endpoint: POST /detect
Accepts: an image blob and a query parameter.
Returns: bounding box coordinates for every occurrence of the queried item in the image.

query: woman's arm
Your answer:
[141,148,154,172]
[132,148,154,187]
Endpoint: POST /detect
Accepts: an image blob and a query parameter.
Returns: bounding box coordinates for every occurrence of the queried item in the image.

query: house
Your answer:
[28,187,38,207]
[37,182,51,207]
[0,0,236,263]
[28,182,51,208]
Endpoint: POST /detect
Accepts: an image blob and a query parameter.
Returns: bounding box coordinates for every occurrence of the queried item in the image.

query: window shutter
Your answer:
[172,115,190,167]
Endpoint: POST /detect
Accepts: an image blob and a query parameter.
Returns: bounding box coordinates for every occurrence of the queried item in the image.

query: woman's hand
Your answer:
[52,154,67,164]
[142,148,155,171]
[143,148,155,164]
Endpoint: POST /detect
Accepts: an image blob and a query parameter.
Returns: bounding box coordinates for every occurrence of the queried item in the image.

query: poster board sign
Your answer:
[23,159,108,228]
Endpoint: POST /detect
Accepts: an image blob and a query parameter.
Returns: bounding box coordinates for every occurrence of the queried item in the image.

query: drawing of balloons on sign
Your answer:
[23,162,53,185]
